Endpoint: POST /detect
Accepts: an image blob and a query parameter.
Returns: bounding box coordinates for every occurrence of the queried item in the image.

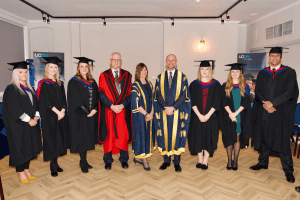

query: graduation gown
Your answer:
[67,77,99,154]
[153,69,191,156]
[98,69,132,154]
[131,80,154,158]
[188,79,221,156]
[251,65,299,156]
[2,84,42,167]
[37,79,70,161]
[220,83,252,148]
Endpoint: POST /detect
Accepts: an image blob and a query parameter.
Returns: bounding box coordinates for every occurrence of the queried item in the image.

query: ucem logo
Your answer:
[34,53,48,57]
[239,55,250,59]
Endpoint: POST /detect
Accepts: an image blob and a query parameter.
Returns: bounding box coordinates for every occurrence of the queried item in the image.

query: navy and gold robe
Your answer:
[131,80,154,158]
[153,69,191,156]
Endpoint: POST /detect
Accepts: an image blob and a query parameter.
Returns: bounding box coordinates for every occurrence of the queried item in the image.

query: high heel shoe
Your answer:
[27,175,37,180]
[143,162,151,171]
[133,158,143,165]
[227,160,233,170]
[19,175,30,183]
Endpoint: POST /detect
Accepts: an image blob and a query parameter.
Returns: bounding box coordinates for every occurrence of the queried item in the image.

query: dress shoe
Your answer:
[201,164,208,170]
[196,163,203,169]
[133,158,143,165]
[295,186,300,192]
[80,161,89,173]
[143,163,151,171]
[159,162,170,170]
[286,173,295,183]
[19,175,30,183]
[121,162,129,169]
[249,163,268,170]
[57,167,63,172]
[105,163,111,170]
[87,162,93,169]
[51,172,58,177]
[174,164,182,172]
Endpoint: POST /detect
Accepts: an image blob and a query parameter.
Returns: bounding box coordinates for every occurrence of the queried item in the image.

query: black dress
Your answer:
[38,80,70,161]
[67,77,99,154]
[220,84,252,148]
[188,79,221,156]
[2,84,42,167]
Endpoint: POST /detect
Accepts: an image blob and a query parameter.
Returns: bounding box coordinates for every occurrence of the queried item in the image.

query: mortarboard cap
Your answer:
[74,57,95,66]
[42,57,62,65]
[194,60,215,70]
[7,61,30,70]
[264,47,289,55]
[225,63,246,73]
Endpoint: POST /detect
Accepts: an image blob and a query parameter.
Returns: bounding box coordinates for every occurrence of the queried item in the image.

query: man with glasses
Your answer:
[98,52,132,170]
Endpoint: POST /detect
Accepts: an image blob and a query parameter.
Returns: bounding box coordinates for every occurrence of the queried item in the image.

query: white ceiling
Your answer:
[0,0,300,24]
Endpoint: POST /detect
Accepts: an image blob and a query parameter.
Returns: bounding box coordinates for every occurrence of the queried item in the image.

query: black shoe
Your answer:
[295,186,300,192]
[250,163,268,170]
[196,163,203,169]
[51,172,58,177]
[121,162,129,169]
[143,163,151,171]
[105,163,112,170]
[57,167,63,172]
[87,163,93,169]
[227,162,232,170]
[286,173,295,183]
[202,164,208,170]
[80,161,89,173]
[174,164,182,172]
[133,158,143,165]
[159,162,170,170]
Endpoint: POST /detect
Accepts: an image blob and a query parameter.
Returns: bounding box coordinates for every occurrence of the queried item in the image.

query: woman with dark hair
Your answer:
[37,57,70,177]
[131,63,154,171]
[220,63,251,171]
[67,57,98,173]
[2,61,42,183]
[188,60,221,170]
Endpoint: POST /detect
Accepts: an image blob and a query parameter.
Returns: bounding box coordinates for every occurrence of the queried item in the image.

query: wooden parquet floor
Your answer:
[1,133,300,200]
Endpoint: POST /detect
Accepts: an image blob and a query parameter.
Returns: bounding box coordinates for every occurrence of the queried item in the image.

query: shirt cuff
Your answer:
[20,113,31,122]
[35,111,40,118]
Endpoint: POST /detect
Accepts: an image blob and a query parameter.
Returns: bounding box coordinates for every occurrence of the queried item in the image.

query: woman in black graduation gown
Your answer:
[37,57,70,177]
[220,63,251,171]
[188,60,221,170]
[2,61,42,183]
[67,57,98,173]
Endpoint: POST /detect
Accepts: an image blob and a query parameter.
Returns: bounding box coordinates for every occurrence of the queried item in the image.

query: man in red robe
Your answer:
[98,52,132,170]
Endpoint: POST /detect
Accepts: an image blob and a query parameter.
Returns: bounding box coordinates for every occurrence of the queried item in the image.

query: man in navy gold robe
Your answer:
[153,54,191,172]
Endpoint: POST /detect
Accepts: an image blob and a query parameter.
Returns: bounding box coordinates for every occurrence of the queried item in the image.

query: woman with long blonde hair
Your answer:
[37,57,70,177]
[220,63,251,171]
[2,61,42,183]
[188,60,221,170]
[68,57,98,173]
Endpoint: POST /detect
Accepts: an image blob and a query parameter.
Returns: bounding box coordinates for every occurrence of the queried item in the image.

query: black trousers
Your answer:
[164,155,181,164]
[103,150,129,164]
[50,158,61,172]
[16,160,30,172]
[80,152,87,168]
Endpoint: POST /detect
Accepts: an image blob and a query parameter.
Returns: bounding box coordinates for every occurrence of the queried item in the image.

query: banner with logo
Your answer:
[33,52,64,89]
[237,53,267,80]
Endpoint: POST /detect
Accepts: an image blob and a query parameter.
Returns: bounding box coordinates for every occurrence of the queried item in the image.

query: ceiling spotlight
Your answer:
[171,18,174,27]
[227,15,230,21]
[42,13,46,22]
[221,19,224,25]
[103,18,106,26]
[195,0,200,3]
[47,16,50,24]
[244,0,247,1]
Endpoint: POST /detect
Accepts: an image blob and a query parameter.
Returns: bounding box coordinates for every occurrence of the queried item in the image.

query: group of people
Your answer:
[2,48,299,190]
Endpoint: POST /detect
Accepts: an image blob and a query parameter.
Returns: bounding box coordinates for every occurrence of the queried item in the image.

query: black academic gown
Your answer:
[38,80,70,161]
[2,84,42,167]
[220,84,252,148]
[188,79,221,157]
[68,77,99,154]
[251,65,299,156]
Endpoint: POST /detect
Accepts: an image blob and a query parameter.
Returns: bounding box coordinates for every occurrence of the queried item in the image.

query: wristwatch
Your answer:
[144,113,148,116]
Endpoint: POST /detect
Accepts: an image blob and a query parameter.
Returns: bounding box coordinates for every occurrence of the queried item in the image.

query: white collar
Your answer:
[270,64,281,70]
[111,68,120,76]
[167,69,175,77]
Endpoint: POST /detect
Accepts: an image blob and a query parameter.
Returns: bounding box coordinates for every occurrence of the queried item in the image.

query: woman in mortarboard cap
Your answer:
[188,60,221,170]
[36,57,70,177]
[2,61,42,183]
[67,57,98,173]
[219,63,251,171]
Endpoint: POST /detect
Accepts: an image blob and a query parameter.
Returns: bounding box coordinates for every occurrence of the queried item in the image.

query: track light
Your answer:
[103,18,106,26]
[227,15,230,21]
[42,13,46,22]
[244,0,247,1]
[221,19,224,25]
[171,18,174,27]
[47,16,50,24]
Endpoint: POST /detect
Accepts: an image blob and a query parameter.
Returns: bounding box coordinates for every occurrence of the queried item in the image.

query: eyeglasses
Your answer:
[111,59,121,62]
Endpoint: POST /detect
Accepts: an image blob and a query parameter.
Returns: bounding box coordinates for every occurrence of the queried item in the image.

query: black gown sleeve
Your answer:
[212,82,221,111]
[255,71,266,105]
[189,82,197,108]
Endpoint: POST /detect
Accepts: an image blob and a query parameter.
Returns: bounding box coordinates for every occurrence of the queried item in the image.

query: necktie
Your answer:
[169,72,173,89]
[114,71,121,95]
[272,68,275,80]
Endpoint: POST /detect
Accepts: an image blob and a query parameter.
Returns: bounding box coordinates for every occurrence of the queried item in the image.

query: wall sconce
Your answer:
[198,40,205,49]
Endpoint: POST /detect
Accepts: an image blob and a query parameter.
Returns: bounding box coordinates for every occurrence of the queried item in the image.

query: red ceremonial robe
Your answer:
[98,69,132,154]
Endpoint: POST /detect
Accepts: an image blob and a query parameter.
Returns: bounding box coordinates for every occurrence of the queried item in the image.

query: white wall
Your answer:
[238,24,247,53]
